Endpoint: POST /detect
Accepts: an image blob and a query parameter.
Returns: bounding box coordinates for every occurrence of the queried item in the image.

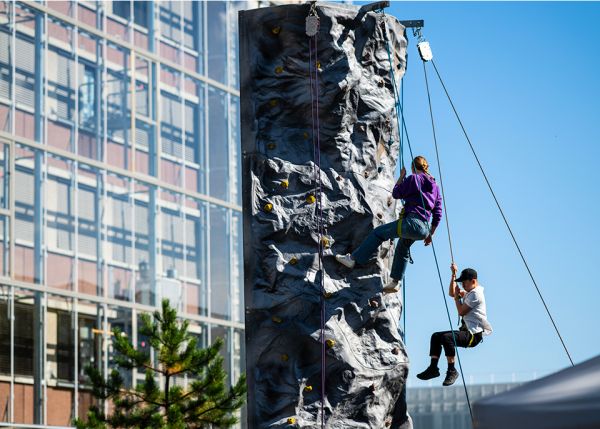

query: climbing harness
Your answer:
[307,4,327,427]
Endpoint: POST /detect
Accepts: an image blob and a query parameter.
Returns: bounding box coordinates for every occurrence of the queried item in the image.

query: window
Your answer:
[210,206,229,320]
[113,1,148,28]
[79,64,96,130]
[207,2,227,84]
[208,87,228,201]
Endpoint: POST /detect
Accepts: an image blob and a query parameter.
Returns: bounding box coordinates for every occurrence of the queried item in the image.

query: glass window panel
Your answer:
[228,2,246,88]
[106,174,132,264]
[211,325,230,385]
[160,91,183,159]
[108,264,133,301]
[231,96,241,206]
[47,252,74,290]
[106,44,132,166]
[133,1,149,28]
[184,197,206,316]
[207,2,227,84]
[232,212,244,323]
[0,30,12,103]
[0,142,9,209]
[0,215,9,277]
[112,1,130,21]
[0,286,11,375]
[76,299,103,416]
[46,295,75,385]
[47,157,75,253]
[15,35,35,108]
[47,46,76,125]
[210,206,229,320]
[78,61,98,132]
[160,193,184,279]
[159,1,181,43]
[182,1,199,51]
[107,305,132,388]
[12,289,35,377]
[209,87,228,201]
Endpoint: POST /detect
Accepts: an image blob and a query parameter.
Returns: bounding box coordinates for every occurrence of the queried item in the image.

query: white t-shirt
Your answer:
[463,286,493,336]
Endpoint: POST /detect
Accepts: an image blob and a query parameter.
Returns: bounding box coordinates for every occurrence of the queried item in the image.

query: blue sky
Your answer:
[371,1,600,386]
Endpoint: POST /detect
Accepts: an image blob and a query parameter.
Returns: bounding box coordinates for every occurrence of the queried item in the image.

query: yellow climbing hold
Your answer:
[267,143,276,150]
[323,291,332,299]
[269,99,279,107]
[306,194,316,204]
[288,256,298,265]
[287,417,296,425]
[316,61,321,69]
[303,131,309,140]
[272,316,282,323]
[304,385,313,392]
[263,203,273,212]
[281,354,289,361]
[321,236,330,248]
[272,26,281,35]
[281,179,289,189]
[275,66,284,74]
[326,339,335,348]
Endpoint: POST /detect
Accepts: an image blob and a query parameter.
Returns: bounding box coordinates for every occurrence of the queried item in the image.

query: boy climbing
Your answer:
[335,155,442,293]
[417,263,493,386]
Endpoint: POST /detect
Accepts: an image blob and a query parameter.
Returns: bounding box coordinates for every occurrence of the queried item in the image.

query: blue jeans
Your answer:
[352,214,430,283]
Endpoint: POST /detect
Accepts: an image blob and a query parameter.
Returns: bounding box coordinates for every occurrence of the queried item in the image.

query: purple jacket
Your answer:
[392,173,443,228]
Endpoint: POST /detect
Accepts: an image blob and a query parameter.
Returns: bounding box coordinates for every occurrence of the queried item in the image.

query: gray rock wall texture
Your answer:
[239,3,411,428]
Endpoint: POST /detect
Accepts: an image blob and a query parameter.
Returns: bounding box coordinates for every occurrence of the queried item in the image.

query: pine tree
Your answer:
[74,299,247,429]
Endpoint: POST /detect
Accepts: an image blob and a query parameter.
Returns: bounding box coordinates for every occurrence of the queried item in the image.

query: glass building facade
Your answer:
[0,1,247,426]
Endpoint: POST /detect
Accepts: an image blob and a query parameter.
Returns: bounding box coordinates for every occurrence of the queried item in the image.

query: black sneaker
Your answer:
[443,369,459,386]
[416,366,440,380]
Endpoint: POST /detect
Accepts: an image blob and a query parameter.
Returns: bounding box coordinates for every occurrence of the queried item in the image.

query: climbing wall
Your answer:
[239,3,411,428]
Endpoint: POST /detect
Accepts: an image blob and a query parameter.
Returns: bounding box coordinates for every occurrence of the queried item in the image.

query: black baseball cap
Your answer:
[455,268,477,283]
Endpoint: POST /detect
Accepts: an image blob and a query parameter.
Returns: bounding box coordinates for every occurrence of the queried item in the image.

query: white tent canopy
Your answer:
[473,355,600,429]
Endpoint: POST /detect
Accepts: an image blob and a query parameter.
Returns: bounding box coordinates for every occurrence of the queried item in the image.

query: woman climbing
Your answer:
[335,155,442,292]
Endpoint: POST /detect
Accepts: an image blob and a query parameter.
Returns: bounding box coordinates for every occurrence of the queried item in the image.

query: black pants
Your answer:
[429,329,482,357]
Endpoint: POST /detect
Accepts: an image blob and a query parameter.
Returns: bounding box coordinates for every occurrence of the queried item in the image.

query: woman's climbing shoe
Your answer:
[335,253,355,269]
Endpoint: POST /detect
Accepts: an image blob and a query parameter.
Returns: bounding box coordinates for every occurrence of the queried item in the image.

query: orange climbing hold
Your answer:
[306,194,316,204]
[263,203,273,212]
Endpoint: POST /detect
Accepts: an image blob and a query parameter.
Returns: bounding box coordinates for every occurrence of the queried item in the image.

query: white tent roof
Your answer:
[473,355,600,429]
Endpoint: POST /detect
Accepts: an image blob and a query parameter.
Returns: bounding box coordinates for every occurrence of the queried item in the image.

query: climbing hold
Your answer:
[306,194,316,204]
[281,179,289,189]
[263,203,273,212]
[369,383,376,392]
[377,213,383,219]
[392,347,400,355]
[271,26,281,35]
[336,175,343,181]
[287,417,296,425]
[267,143,276,150]
[369,298,379,308]
[272,316,282,323]
[326,339,335,348]
[385,420,392,427]
[281,354,289,362]
[321,236,330,248]
[378,79,385,87]
[304,385,313,393]
[275,65,284,74]
[269,99,279,107]
[387,197,392,207]
[288,256,298,265]
[316,60,321,70]
[323,291,332,299]
[363,171,369,178]
[303,131,309,140]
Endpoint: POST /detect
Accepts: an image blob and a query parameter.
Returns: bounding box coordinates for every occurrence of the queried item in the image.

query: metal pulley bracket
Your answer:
[417,41,433,62]
[306,15,319,36]
[306,2,319,36]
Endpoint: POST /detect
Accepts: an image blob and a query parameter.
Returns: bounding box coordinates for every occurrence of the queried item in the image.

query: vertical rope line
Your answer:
[422,61,454,263]
[309,30,326,428]
[397,99,475,423]
[430,59,574,368]
[381,16,474,420]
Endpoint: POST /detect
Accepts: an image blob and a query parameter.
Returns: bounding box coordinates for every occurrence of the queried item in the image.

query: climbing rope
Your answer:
[381,14,475,423]
[308,5,327,426]
[428,58,575,367]
[422,60,455,263]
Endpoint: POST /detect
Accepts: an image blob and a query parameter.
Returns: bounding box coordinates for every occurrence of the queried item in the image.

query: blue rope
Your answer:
[381,13,474,423]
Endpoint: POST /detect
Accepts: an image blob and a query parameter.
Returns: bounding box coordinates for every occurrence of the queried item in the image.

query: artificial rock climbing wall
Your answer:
[240,3,411,428]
